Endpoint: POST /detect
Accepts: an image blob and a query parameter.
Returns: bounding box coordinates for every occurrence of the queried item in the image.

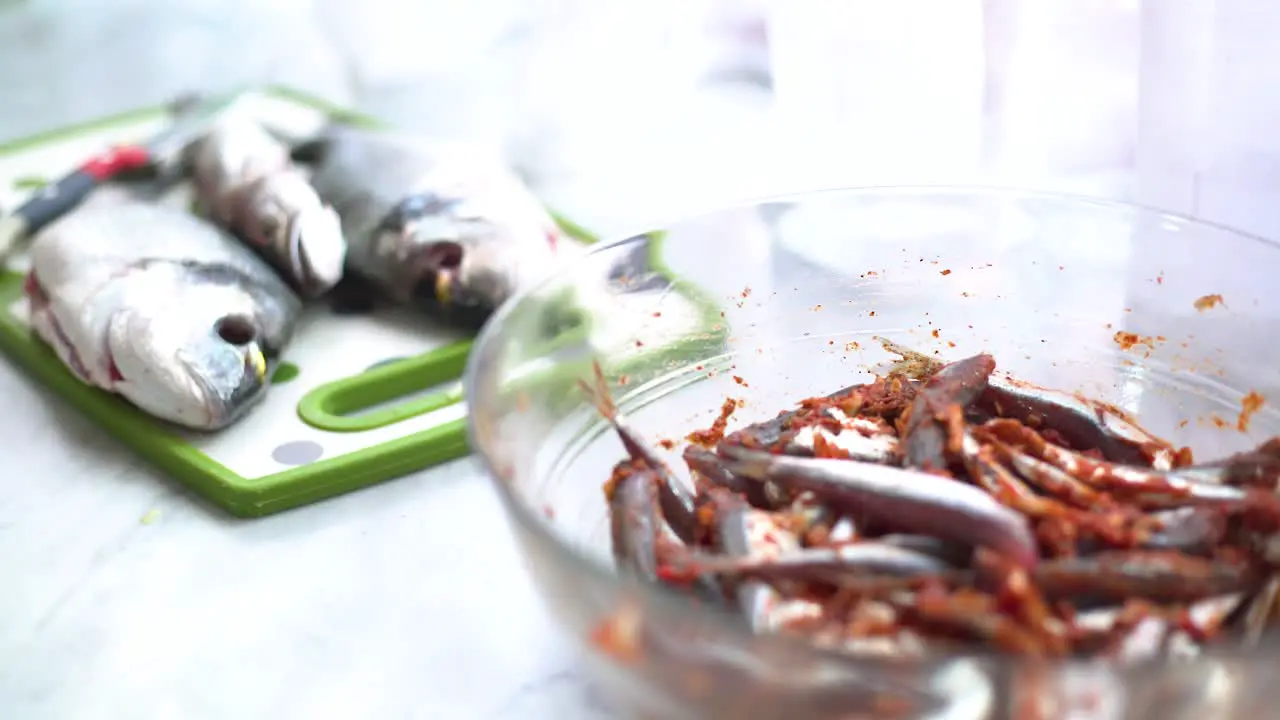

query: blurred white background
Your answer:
[5,2,1280,717]
[0,0,773,234]
[4,0,1280,239]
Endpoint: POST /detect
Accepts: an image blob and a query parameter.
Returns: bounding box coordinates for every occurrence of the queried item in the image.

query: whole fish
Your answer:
[24,196,302,430]
[875,338,1187,469]
[978,376,1182,469]
[667,540,952,584]
[297,125,574,327]
[608,463,663,581]
[186,113,346,297]
[718,445,1040,568]
[580,362,699,543]
[899,353,997,471]
[1031,551,1257,604]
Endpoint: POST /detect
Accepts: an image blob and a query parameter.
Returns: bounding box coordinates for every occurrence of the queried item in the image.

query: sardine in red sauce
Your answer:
[578,346,1280,717]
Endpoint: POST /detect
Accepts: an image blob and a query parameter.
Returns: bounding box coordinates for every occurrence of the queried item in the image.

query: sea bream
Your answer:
[295,125,574,327]
[23,194,302,430]
[186,112,346,298]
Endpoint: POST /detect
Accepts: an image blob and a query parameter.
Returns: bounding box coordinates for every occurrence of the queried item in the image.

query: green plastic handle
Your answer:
[296,340,470,432]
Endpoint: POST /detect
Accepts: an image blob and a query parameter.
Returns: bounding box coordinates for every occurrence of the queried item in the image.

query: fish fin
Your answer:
[606,234,670,294]
[871,336,945,380]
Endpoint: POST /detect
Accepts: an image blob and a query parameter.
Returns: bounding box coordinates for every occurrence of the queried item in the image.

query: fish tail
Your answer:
[874,336,945,378]
[577,360,619,422]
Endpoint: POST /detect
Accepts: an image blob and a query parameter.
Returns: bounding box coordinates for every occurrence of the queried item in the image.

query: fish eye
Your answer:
[424,241,464,271]
[215,315,257,346]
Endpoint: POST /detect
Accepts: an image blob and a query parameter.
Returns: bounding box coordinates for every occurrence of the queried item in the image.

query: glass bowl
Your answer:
[464,186,1280,719]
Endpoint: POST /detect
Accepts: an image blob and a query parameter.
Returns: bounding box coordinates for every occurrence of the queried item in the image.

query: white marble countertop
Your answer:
[0,377,611,719]
[7,2,1280,718]
[0,4,781,718]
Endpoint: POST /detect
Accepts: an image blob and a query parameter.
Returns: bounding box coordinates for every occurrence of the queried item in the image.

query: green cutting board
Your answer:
[0,87,726,517]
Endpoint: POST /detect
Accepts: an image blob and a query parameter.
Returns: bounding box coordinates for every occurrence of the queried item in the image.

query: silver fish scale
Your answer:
[190,115,291,203]
[305,128,444,256]
[36,195,295,294]
[30,197,302,353]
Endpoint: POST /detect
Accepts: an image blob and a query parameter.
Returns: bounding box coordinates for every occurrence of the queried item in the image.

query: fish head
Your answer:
[408,223,557,324]
[252,173,347,297]
[283,200,346,296]
[380,192,562,324]
[108,286,274,431]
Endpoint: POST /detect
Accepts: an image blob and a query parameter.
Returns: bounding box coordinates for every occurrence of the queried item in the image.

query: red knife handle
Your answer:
[11,144,152,237]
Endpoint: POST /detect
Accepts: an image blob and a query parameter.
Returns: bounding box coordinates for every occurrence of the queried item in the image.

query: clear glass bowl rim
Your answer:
[463,183,1280,669]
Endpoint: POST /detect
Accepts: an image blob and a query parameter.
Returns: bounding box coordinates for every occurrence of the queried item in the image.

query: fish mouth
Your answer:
[286,206,346,298]
[176,315,269,429]
[179,362,228,430]
[179,343,269,430]
[408,239,472,308]
[407,250,493,330]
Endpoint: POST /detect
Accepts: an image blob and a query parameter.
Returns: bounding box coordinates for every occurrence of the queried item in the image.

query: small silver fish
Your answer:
[677,540,952,583]
[1240,575,1280,646]
[187,113,346,297]
[981,375,1180,469]
[581,362,698,543]
[25,198,301,430]
[683,444,775,509]
[901,353,996,470]
[876,338,1183,468]
[299,125,574,327]
[608,466,662,580]
[1031,551,1255,603]
[877,534,974,566]
[718,445,1040,568]
[1142,507,1227,553]
[710,491,824,634]
[985,418,1254,507]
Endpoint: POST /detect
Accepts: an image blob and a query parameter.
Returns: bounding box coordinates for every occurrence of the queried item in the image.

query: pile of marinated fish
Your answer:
[585,350,1280,665]
[22,112,574,431]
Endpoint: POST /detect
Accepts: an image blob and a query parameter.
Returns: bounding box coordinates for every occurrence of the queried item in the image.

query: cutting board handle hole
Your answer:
[297,340,472,432]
